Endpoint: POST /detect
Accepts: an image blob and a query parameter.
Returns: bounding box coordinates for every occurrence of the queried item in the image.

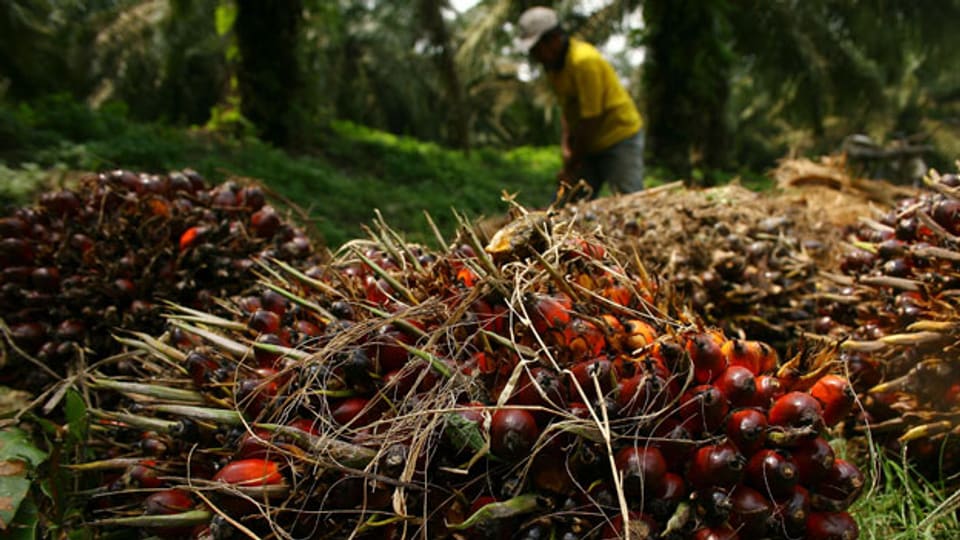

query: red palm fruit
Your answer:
[259,289,288,316]
[600,511,659,539]
[692,523,739,540]
[236,368,281,417]
[368,324,412,372]
[527,293,572,334]
[722,338,761,374]
[238,295,262,313]
[331,396,373,427]
[602,284,633,307]
[509,367,566,410]
[714,365,757,407]
[293,319,323,338]
[490,408,539,461]
[178,226,206,251]
[614,446,667,498]
[745,449,799,500]
[248,309,281,335]
[677,384,729,435]
[2,266,31,285]
[144,489,196,538]
[214,459,283,487]
[254,333,286,368]
[456,266,478,287]
[696,485,734,524]
[185,350,219,388]
[844,353,881,391]
[364,275,393,305]
[144,489,194,514]
[752,374,786,408]
[688,441,746,489]
[564,318,606,359]
[384,361,439,398]
[623,319,657,351]
[235,428,275,459]
[567,401,591,419]
[791,436,836,485]
[686,331,728,383]
[31,267,60,292]
[650,418,695,471]
[811,459,864,511]
[809,375,856,427]
[567,357,615,402]
[616,373,671,417]
[726,407,768,455]
[250,206,282,238]
[768,391,825,434]
[54,319,86,342]
[805,511,859,540]
[530,447,574,495]
[648,471,686,520]
[772,485,811,538]
[651,340,685,374]
[128,460,164,488]
[287,417,320,435]
[241,185,265,210]
[729,485,773,537]
[601,314,625,351]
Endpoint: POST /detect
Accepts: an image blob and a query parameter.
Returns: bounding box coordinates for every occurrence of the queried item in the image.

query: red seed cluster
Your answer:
[0,169,320,390]
[73,226,863,539]
[812,172,960,474]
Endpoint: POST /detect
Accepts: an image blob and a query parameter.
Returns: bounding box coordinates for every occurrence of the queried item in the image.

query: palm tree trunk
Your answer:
[234,0,303,147]
[418,0,470,150]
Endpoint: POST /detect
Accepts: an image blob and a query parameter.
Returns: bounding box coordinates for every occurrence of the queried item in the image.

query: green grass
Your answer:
[0,96,561,247]
[838,438,960,539]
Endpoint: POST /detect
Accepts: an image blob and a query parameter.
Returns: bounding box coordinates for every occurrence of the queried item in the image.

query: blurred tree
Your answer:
[234,0,303,147]
[644,0,731,183]
[417,0,469,150]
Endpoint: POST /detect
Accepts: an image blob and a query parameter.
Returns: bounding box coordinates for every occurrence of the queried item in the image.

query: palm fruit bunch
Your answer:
[0,169,320,392]
[554,184,840,355]
[66,212,864,540]
[811,170,960,475]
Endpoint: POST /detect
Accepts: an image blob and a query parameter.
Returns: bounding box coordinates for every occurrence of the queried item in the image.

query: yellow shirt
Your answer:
[547,38,643,154]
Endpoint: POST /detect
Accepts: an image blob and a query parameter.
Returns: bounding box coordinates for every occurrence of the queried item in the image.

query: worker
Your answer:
[516,6,645,202]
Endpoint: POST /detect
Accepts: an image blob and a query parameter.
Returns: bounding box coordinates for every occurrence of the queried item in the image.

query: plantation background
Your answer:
[5,1,960,248]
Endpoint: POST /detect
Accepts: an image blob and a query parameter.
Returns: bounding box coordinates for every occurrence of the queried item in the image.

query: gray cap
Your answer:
[516,6,559,52]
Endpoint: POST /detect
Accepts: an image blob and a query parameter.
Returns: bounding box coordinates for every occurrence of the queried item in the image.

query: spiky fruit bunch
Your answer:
[0,169,320,391]
[68,216,863,540]
[553,184,840,355]
[812,171,960,474]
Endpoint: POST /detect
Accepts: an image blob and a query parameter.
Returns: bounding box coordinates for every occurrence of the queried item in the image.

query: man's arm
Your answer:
[558,115,603,183]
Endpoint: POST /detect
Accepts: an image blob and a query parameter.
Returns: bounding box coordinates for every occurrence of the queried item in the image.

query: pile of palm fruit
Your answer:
[553,183,845,354]
[810,170,960,475]
[67,211,864,539]
[0,169,321,392]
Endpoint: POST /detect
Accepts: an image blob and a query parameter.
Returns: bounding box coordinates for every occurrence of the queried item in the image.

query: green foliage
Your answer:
[0,97,558,247]
[0,426,49,535]
[841,439,960,539]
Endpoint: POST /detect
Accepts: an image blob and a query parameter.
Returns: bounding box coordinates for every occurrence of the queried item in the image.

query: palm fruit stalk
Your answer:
[62,209,864,539]
[0,169,322,392]
[810,169,960,476]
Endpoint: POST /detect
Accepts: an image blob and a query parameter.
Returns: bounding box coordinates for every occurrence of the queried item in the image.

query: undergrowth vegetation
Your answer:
[0,96,565,247]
